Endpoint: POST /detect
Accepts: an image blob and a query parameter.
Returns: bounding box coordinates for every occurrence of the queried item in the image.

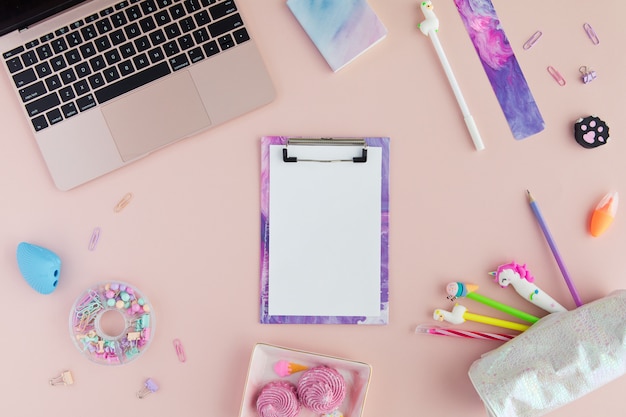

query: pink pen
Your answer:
[415,324,515,342]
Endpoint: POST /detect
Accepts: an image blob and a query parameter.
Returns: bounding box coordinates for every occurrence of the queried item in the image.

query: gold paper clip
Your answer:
[547,66,566,86]
[88,227,101,251]
[173,338,186,362]
[49,370,74,386]
[523,31,542,50]
[114,193,133,212]
[583,23,599,45]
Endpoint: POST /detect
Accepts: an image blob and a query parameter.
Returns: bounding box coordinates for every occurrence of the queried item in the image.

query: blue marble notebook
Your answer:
[287,0,387,72]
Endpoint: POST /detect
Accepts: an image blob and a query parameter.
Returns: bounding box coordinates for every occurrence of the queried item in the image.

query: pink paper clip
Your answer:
[173,338,186,362]
[523,30,542,50]
[114,192,133,212]
[88,227,101,251]
[547,66,566,86]
[583,22,599,45]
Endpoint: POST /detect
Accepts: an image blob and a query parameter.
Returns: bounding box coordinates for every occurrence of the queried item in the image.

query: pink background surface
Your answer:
[1,1,626,416]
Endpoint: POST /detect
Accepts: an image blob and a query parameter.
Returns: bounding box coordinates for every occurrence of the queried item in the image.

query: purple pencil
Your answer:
[526,190,583,307]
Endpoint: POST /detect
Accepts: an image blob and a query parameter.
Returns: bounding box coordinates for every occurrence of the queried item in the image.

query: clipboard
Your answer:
[260,136,389,324]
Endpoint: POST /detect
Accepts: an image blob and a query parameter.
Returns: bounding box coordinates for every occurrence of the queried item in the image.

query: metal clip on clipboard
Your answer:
[282,138,368,163]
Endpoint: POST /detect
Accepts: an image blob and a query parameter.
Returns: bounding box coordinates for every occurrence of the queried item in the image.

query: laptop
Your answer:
[1,0,275,190]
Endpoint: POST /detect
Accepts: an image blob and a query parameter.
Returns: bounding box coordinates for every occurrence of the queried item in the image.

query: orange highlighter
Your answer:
[590,191,619,237]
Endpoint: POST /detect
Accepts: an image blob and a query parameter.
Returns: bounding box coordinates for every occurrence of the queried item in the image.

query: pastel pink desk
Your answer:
[1,1,625,416]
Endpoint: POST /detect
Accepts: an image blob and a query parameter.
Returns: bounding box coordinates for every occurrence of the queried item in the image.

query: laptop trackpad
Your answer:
[101,71,212,162]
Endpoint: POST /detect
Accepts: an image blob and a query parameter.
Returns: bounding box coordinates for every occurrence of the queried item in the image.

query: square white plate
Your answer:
[239,343,372,417]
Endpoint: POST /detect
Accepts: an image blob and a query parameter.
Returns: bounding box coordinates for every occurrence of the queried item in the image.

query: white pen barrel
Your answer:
[429,30,485,151]
[464,115,485,151]
[429,31,470,116]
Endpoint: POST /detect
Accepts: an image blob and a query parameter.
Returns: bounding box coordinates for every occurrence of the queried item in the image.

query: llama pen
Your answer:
[433,304,529,332]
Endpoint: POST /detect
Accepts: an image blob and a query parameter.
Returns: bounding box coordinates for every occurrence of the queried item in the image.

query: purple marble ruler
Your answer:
[454,0,544,140]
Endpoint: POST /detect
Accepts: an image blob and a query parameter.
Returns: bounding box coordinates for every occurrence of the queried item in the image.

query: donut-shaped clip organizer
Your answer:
[69,281,155,365]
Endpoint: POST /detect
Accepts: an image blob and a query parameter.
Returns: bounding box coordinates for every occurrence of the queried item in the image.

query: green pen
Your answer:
[446,281,540,323]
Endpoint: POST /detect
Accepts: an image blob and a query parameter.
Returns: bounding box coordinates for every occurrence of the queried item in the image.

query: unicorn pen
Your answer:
[491,262,567,313]
[446,282,539,323]
[417,1,484,151]
[433,304,529,332]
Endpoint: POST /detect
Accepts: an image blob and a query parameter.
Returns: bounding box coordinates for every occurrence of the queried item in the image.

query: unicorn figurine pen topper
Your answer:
[490,262,567,313]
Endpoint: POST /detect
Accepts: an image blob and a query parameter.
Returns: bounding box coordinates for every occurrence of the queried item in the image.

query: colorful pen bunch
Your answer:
[427,254,575,342]
[424,191,591,342]
[434,281,538,332]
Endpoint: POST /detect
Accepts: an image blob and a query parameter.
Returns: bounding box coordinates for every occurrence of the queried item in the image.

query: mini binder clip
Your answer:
[580,66,597,84]
[49,370,74,386]
[137,378,159,399]
[282,138,368,163]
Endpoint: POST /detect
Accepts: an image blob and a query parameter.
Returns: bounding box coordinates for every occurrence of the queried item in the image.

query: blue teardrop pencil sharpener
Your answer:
[16,242,61,294]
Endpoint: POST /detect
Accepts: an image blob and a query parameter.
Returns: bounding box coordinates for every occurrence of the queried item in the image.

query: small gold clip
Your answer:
[114,193,133,213]
[49,370,74,386]
[127,332,142,341]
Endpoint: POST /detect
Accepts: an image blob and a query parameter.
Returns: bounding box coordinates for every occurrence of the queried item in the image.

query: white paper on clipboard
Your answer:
[268,143,382,317]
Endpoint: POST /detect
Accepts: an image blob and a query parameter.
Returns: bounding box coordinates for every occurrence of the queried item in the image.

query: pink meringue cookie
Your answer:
[256,381,301,417]
[297,366,346,413]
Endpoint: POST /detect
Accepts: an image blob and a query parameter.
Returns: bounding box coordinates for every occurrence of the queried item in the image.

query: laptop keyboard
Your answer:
[2,0,250,132]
